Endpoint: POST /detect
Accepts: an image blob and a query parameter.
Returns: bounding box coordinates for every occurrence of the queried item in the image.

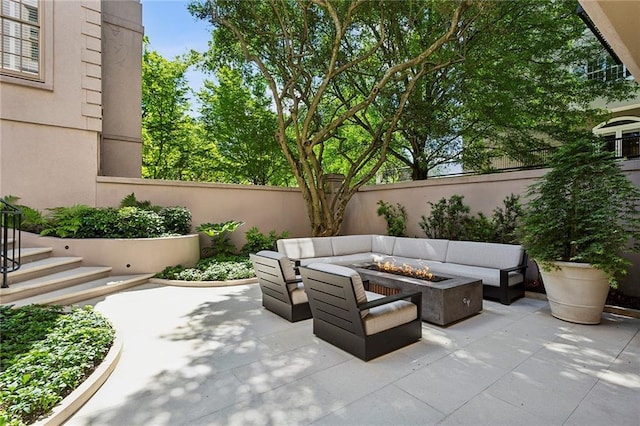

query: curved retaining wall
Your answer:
[22,232,200,274]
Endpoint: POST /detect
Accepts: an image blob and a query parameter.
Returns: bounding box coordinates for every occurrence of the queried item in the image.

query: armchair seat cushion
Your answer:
[289,282,309,304]
[363,291,418,335]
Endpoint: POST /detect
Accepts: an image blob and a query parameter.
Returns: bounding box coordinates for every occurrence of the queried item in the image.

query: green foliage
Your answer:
[159,206,192,235]
[492,194,523,244]
[376,201,407,237]
[387,1,637,179]
[198,66,292,185]
[156,255,255,281]
[116,207,166,238]
[142,39,208,181]
[521,135,640,286]
[40,205,94,238]
[0,305,114,425]
[190,0,480,235]
[197,220,244,256]
[1,195,47,234]
[75,208,120,239]
[420,195,474,241]
[5,197,193,239]
[419,194,523,243]
[241,226,289,255]
[119,192,161,212]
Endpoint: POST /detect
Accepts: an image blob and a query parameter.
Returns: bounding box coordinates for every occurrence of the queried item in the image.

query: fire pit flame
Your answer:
[375,261,433,280]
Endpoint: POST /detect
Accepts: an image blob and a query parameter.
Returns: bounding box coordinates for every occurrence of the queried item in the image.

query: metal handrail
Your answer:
[1,200,22,288]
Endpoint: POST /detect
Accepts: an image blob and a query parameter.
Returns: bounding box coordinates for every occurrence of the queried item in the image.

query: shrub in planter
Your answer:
[159,206,192,235]
[522,135,640,285]
[241,226,289,255]
[376,200,407,237]
[521,134,640,323]
[197,220,244,256]
[117,207,166,238]
[75,207,120,238]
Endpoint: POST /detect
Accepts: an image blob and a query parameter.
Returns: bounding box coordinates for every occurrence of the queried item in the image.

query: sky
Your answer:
[141,0,212,101]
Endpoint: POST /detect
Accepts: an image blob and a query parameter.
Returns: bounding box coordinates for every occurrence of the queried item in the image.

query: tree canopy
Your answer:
[190,0,484,235]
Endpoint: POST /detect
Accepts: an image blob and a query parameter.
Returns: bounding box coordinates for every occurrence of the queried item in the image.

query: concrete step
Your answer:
[10,273,154,307]
[14,247,53,264]
[0,237,15,249]
[0,265,111,304]
[2,256,84,286]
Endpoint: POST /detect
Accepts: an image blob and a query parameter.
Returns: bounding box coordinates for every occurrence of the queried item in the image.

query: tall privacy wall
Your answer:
[343,159,640,297]
[97,161,640,295]
[96,177,312,249]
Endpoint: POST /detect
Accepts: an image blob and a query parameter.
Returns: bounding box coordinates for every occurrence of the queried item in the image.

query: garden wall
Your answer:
[95,176,312,250]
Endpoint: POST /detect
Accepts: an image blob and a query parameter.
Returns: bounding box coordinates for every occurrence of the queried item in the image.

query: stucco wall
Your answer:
[96,177,312,249]
[0,0,102,208]
[100,0,143,178]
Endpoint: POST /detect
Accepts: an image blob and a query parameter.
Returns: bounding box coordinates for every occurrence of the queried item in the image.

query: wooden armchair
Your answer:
[250,251,312,322]
[299,263,422,361]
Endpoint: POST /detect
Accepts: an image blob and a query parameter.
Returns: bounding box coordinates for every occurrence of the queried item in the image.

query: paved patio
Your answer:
[68,282,639,425]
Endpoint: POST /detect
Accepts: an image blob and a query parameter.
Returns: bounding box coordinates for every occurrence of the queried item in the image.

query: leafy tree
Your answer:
[383,1,638,180]
[198,67,293,185]
[142,39,213,180]
[190,0,483,235]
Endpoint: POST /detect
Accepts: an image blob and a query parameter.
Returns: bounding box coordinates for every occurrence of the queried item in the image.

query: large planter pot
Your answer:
[539,261,610,325]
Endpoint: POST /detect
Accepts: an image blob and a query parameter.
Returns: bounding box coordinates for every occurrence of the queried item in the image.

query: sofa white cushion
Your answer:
[392,238,449,262]
[445,241,523,270]
[331,235,373,256]
[277,237,334,259]
[372,235,396,255]
[428,262,523,287]
[306,263,369,317]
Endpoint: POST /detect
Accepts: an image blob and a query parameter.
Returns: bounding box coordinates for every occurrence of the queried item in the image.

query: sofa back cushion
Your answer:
[371,235,396,255]
[277,237,333,259]
[445,241,524,270]
[393,238,449,262]
[331,235,373,256]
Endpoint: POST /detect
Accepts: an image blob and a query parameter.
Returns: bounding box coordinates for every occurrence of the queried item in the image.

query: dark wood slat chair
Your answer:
[250,250,312,322]
[299,263,422,361]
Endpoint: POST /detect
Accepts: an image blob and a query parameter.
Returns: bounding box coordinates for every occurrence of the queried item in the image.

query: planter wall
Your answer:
[22,232,200,275]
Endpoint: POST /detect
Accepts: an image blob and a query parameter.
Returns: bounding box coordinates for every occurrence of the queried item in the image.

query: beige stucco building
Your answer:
[0,0,143,209]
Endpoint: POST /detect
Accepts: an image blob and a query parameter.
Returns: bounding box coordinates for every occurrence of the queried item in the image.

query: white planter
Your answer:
[539,261,610,324]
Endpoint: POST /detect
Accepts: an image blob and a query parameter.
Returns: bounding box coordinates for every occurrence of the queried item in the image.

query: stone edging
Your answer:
[35,334,123,426]
[149,277,258,287]
[525,291,640,319]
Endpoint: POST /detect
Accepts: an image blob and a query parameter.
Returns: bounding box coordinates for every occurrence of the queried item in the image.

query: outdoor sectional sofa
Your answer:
[276,235,528,305]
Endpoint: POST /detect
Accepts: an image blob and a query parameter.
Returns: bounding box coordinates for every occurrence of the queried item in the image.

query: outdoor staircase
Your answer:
[0,238,153,307]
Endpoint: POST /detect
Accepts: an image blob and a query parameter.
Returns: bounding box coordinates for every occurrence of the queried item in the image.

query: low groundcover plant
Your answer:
[0,305,115,425]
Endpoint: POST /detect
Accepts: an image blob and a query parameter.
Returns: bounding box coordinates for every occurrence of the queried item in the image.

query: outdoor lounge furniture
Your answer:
[249,250,312,322]
[278,235,528,305]
[299,263,422,361]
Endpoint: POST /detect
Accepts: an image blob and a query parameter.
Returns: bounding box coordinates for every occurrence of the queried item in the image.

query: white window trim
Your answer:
[593,116,640,158]
[0,0,53,91]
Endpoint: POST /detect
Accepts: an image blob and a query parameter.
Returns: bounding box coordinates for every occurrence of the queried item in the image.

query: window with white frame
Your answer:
[1,0,40,79]
[593,117,640,159]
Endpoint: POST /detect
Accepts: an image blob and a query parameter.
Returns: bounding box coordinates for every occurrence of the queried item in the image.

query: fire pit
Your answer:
[362,261,447,282]
[352,262,483,326]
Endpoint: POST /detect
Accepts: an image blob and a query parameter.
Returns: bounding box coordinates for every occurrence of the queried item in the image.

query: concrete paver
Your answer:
[67,282,640,425]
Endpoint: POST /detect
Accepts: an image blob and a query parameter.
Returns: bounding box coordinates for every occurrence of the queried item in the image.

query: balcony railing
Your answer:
[1,200,21,288]
[606,135,640,159]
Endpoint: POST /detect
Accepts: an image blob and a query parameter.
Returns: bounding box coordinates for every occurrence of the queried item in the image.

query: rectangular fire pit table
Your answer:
[351,264,482,326]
